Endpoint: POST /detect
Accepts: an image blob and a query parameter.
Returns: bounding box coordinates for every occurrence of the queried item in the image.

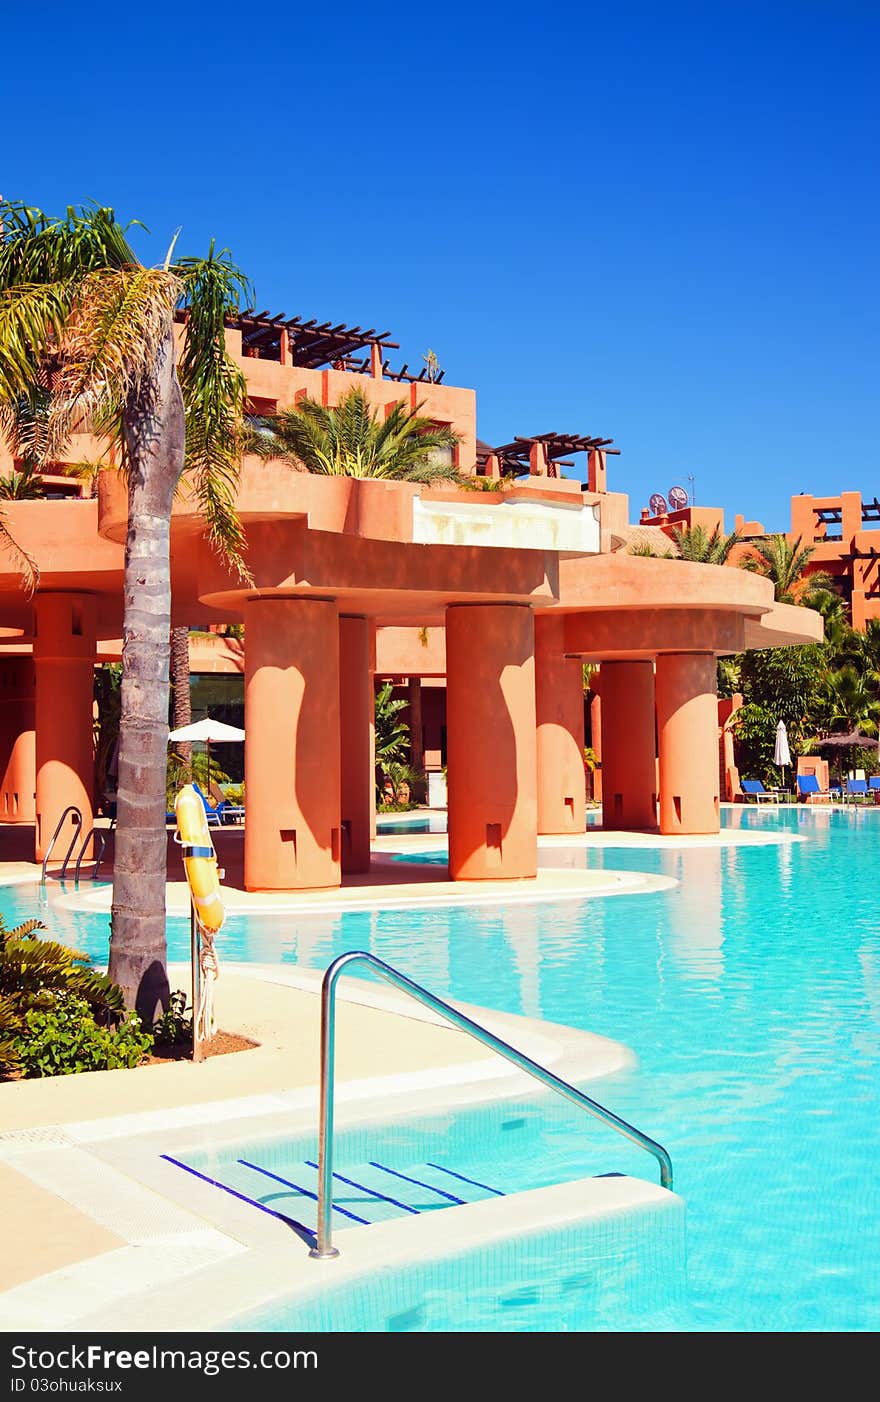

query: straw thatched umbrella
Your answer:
[814,729,880,791]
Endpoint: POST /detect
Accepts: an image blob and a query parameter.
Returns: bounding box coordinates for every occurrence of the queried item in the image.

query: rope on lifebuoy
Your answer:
[173,784,226,1043]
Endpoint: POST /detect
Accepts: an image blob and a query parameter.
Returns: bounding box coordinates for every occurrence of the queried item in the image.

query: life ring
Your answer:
[174,784,225,934]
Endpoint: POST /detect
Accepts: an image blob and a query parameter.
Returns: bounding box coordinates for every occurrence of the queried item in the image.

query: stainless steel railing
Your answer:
[309,950,673,1260]
[40,806,83,883]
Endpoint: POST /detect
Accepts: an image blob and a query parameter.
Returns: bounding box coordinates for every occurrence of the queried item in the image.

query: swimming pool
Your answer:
[5,805,880,1329]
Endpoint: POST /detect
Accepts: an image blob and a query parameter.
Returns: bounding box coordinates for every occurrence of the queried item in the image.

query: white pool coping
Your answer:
[0,962,667,1330]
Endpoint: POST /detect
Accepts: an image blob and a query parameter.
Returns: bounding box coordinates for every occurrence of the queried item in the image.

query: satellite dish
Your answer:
[649,492,668,516]
[668,485,689,510]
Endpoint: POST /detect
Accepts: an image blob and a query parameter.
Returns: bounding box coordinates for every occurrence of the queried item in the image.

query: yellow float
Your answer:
[174,783,225,934]
[174,783,225,1053]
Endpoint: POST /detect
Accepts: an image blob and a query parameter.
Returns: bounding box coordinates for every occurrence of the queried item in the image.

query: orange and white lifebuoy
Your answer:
[174,784,225,934]
[175,783,225,1045]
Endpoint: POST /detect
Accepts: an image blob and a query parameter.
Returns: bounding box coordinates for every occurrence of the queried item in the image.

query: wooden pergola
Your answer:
[179,307,449,384]
[477,432,619,477]
[228,310,399,367]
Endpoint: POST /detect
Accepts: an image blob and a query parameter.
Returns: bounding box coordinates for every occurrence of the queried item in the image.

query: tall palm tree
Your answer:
[740,533,836,606]
[0,200,250,1019]
[249,386,461,482]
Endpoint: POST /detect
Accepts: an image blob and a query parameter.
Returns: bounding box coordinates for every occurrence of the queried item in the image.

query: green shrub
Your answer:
[9,991,152,1078]
[152,990,192,1047]
[0,913,145,1078]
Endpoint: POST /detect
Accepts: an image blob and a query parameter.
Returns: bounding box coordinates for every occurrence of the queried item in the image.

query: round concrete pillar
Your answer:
[0,657,35,822]
[535,614,585,835]
[589,686,602,804]
[656,652,719,835]
[446,603,537,880]
[597,661,657,831]
[34,595,97,862]
[339,615,372,874]
[244,597,341,891]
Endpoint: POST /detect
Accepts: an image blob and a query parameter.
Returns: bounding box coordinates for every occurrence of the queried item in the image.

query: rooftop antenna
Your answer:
[687,473,696,506]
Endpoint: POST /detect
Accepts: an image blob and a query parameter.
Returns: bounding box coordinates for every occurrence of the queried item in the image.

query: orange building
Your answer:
[0,308,822,891]
[637,486,880,630]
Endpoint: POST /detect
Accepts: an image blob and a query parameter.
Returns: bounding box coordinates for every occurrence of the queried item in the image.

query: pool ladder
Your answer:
[309,950,674,1260]
[40,805,114,884]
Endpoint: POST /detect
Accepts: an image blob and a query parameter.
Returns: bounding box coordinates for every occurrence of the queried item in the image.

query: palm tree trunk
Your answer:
[170,626,192,772]
[107,329,185,1022]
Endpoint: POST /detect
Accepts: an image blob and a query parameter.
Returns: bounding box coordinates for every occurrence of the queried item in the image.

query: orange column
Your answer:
[339,615,372,874]
[0,657,35,823]
[598,661,657,830]
[244,597,341,891]
[535,615,585,835]
[656,652,720,835]
[589,687,602,803]
[33,594,96,862]
[446,603,537,880]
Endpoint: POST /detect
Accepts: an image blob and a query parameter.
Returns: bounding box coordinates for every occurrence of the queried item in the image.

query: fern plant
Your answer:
[0,914,127,1077]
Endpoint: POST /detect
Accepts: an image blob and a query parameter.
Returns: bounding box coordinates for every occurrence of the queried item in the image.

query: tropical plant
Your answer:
[628,539,673,557]
[8,992,152,1078]
[669,523,741,564]
[812,663,880,739]
[730,644,827,781]
[0,199,252,1020]
[0,913,129,1076]
[739,534,836,605]
[0,464,43,498]
[717,656,742,698]
[93,661,122,812]
[374,681,409,766]
[378,759,424,807]
[151,989,193,1047]
[248,387,462,483]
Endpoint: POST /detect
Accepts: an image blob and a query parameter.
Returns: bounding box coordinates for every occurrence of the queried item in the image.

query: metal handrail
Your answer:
[309,950,673,1260]
[73,820,114,883]
[40,806,83,884]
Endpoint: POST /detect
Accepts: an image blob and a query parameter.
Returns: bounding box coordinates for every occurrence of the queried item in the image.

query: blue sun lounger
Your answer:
[797,773,841,803]
[741,779,777,804]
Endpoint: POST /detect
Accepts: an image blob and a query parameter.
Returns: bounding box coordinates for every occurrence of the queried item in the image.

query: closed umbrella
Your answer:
[774,720,791,789]
[168,715,245,780]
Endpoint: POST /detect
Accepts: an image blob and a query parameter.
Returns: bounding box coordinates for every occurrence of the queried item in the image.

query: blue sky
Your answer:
[4,1,877,531]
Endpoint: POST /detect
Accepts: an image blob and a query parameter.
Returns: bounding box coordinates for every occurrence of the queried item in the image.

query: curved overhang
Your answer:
[740,599,825,651]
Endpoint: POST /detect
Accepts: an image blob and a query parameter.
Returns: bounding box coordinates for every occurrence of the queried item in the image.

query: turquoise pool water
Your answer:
[6,805,880,1330]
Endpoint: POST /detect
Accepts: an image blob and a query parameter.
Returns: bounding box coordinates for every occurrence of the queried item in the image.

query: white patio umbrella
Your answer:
[168,715,245,778]
[774,720,792,787]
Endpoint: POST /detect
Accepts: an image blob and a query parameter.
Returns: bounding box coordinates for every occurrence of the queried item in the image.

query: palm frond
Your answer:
[253,388,462,483]
[174,245,252,582]
[50,267,179,447]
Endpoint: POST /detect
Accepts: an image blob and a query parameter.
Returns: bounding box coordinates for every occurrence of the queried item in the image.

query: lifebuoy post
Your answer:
[173,784,226,1063]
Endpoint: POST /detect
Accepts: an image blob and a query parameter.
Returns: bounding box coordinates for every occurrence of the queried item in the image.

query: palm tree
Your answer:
[249,386,462,482]
[740,534,836,606]
[169,626,192,774]
[626,523,737,562]
[669,523,741,564]
[0,200,250,1020]
[0,464,43,499]
[815,663,880,736]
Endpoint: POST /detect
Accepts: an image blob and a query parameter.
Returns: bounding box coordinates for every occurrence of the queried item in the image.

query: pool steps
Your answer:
[162,1152,507,1242]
